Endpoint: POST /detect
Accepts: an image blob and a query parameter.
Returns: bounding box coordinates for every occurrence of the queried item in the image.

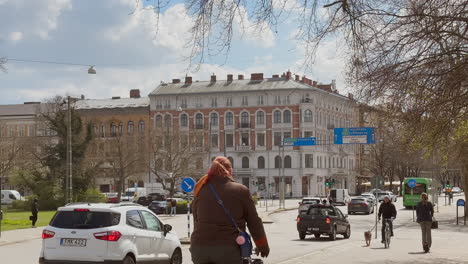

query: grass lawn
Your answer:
[1,210,56,231]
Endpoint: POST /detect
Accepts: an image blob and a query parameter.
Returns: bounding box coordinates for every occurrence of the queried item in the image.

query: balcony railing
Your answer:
[239,123,250,128]
[194,124,204,129]
[190,146,204,152]
[236,145,252,152]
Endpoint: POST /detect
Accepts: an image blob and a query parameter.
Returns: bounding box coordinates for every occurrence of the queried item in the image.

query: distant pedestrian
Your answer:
[170,199,177,216]
[190,156,270,264]
[416,193,434,253]
[31,198,39,228]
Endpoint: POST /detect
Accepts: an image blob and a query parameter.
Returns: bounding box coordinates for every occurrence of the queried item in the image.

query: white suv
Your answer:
[39,203,182,264]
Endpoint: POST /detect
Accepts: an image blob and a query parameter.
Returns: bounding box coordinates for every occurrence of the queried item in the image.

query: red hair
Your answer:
[194,156,233,196]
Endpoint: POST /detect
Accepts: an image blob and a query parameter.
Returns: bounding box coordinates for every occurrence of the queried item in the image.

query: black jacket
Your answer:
[31,202,39,215]
[378,202,397,219]
[416,201,434,222]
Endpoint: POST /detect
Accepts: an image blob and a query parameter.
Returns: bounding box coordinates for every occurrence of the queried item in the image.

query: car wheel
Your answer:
[170,248,182,264]
[349,211,353,215]
[329,227,337,241]
[343,226,351,239]
[299,232,306,240]
[314,234,320,238]
[123,256,135,264]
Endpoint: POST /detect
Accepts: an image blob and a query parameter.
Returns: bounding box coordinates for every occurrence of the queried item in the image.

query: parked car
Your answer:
[452,187,462,194]
[136,196,152,206]
[359,193,376,203]
[376,191,397,202]
[1,190,22,205]
[369,189,383,197]
[296,204,351,241]
[39,203,182,264]
[329,189,351,205]
[298,197,322,215]
[148,201,167,215]
[103,193,119,203]
[348,198,374,215]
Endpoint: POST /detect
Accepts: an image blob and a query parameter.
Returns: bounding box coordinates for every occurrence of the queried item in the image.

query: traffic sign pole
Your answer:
[181,177,195,238]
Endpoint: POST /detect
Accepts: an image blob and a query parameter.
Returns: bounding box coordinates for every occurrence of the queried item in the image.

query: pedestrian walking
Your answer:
[31,198,39,228]
[416,193,434,253]
[170,199,177,216]
[190,156,270,264]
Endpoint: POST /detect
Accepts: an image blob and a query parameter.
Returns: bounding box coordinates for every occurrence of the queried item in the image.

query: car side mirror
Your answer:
[163,224,172,236]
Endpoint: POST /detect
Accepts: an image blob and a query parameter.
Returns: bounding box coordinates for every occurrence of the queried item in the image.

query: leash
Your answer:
[369,222,377,232]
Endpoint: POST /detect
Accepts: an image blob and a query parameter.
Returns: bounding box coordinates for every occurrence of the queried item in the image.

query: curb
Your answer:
[0,237,41,247]
[180,237,191,245]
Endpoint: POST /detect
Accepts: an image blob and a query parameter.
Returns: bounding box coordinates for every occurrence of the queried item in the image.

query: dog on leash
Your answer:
[364,231,372,246]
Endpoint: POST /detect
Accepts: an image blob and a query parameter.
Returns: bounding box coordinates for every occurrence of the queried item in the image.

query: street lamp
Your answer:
[87,66,96,74]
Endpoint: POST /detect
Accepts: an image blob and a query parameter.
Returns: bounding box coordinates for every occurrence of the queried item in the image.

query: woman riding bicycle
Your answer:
[378,196,397,243]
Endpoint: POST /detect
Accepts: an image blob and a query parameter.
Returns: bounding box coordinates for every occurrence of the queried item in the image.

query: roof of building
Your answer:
[0,103,44,117]
[150,77,348,99]
[75,97,149,110]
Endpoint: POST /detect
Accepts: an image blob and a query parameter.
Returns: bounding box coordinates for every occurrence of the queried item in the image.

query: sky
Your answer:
[0,0,348,105]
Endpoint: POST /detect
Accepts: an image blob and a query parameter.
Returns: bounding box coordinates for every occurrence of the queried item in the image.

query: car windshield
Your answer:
[351,199,365,203]
[405,183,426,195]
[307,207,336,216]
[302,199,319,204]
[125,191,135,197]
[50,211,120,229]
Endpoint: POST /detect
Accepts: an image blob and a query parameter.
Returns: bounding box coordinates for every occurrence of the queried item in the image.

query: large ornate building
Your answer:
[149,71,359,197]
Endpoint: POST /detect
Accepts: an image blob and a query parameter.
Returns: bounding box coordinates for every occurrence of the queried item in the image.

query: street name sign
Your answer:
[334,127,376,144]
[408,179,417,188]
[283,137,316,146]
[181,177,195,193]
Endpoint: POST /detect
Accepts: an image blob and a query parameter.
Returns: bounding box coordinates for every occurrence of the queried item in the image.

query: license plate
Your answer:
[60,238,87,247]
[307,227,319,231]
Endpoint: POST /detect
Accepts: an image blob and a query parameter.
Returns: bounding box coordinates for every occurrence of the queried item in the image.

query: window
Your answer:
[211,97,218,107]
[283,110,291,123]
[127,121,134,135]
[304,110,313,122]
[283,95,290,105]
[28,125,35,137]
[140,211,162,231]
[284,156,292,168]
[225,112,233,126]
[194,133,203,147]
[164,115,171,128]
[258,156,265,169]
[257,133,265,147]
[274,96,281,104]
[180,114,188,127]
[126,210,144,229]
[242,157,249,168]
[241,112,249,127]
[274,132,282,146]
[19,125,25,137]
[304,131,313,138]
[241,133,249,146]
[100,124,106,137]
[181,134,189,148]
[274,110,282,123]
[241,96,248,106]
[283,132,291,140]
[274,156,282,168]
[156,100,162,109]
[195,113,203,128]
[50,211,120,229]
[256,111,265,125]
[226,97,232,107]
[210,113,218,126]
[155,115,162,127]
[305,154,313,168]
[181,98,187,108]
[164,99,171,109]
[228,157,234,168]
[210,134,218,148]
[118,123,123,136]
[138,121,145,134]
[226,133,234,147]
[110,123,117,137]
[257,95,264,105]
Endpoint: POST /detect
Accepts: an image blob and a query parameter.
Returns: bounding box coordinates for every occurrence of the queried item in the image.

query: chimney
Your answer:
[81,94,85,100]
[185,76,192,84]
[285,70,291,80]
[130,89,141,98]
[250,73,264,81]
[238,74,244,80]
[295,75,300,81]
[172,79,181,84]
[227,74,233,82]
[348,93,354,100]
[312,81,317,86]
[272,74,279,78]
[112,96,121,100]
[211,75,216,82]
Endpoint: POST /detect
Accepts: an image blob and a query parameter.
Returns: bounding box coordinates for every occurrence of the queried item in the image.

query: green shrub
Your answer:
[77,188,107,203]
[252,195,259,205]
[11,200,28,211]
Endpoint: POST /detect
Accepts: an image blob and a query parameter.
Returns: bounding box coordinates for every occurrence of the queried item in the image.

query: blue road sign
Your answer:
[283,137,316,146]
[457,199,465,207]
[408,179,417,188]
[334,127,376,145]
[181,177,196,193]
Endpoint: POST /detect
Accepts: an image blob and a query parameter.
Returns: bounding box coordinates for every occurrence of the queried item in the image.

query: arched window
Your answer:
[242,157,249,168]
[274,110,282,123]
[110,123,117,137]
[164,114,171,128]
[127,121,134,135]
[155,115,162,127]
[228,157,234,168]
[256,111,265,125]
[241,112,249,126]
[138,121,145,134]
[284,155,292,168]
[257,156,265,169]
[274,156,282,168]
[304,110,313,122]
[100,124,106,137]
[225,112,233,126]
[118,122,123,136]
[283,110,291,123]
[195,113,203,128]
[210,113,218,126]
[180,113,188,127]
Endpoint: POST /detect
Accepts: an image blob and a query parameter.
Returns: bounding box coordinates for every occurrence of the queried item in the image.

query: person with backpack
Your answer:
[416,193,434,253]
[190,156,270,264]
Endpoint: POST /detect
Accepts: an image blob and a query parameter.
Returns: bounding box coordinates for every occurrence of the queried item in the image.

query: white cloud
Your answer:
[35,0,72,39]
[9,31,23,43]
[233,6,276,48]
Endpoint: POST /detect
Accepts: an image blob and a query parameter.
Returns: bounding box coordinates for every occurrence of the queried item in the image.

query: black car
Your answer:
[296,204,351,241]
[148,200,167,215]
[136,196,152,206]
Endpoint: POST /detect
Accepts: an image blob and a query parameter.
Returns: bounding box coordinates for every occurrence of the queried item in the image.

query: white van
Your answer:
[121,187,146,202]
[329,189,351,205]
[1,190,22,205]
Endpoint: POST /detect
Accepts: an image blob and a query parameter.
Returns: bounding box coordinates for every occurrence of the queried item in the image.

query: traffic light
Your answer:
[325,179,329,186]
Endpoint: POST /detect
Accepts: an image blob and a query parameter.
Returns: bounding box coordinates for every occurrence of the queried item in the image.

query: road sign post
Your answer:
[408,179,417,222]
[181,177,195,238]
[456,199,465,225]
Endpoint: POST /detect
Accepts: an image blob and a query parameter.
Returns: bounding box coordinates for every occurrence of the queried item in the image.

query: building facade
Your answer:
[149,71,359,197]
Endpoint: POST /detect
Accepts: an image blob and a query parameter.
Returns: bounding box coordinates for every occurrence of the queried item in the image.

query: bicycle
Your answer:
[380,218,394,248]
